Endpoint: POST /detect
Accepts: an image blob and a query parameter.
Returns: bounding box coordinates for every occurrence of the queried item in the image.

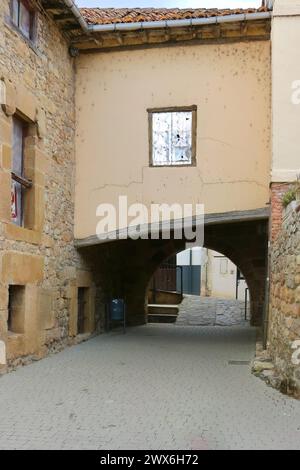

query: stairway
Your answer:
[147,304,179,323]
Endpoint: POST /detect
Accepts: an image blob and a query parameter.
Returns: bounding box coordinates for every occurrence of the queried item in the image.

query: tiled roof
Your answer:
[80,6,269,26]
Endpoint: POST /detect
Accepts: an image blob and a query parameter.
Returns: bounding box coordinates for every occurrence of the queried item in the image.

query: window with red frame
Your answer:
[11,0,35,40]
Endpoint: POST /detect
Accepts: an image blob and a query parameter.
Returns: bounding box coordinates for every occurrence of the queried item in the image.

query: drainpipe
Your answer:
[63,7,272,35]
[87,12,272,34]
[62,0,90,33]
[263,238,271,350]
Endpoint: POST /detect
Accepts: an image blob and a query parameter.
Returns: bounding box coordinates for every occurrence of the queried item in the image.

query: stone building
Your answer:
[0,0,299,397]
[0,0,96,372]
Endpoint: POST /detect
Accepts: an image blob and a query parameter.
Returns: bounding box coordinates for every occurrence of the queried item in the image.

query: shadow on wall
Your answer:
[78,218,268,329]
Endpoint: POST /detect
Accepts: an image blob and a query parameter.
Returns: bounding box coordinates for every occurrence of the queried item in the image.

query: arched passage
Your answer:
[78,215,268,329]
[147,246,248,302]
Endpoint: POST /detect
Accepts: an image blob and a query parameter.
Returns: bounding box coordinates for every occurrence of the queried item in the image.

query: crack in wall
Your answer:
[92,168,267,193]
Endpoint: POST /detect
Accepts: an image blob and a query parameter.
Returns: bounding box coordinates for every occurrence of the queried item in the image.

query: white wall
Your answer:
[209,251,247,300]
[272,0,300,182]
[176,248,247,300]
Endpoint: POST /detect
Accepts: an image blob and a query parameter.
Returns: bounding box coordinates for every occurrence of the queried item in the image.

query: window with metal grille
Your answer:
[148,106,197,167]
[11,0,35,41]
[11,116,32,226]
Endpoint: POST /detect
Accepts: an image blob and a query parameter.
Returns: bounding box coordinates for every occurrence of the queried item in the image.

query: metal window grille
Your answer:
[152,111,193,166]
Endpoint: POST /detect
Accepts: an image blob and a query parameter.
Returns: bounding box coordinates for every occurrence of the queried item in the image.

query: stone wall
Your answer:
[268,185,300,397]
[176,296,247,327]
[0,0,95,372]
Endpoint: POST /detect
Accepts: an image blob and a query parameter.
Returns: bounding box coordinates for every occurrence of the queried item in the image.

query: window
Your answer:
[11,0,35,40]
[148,106,196,166]
[11,116,32,226]
[8,285,25,334]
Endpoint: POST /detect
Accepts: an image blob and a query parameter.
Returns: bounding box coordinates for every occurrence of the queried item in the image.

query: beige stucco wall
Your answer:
[75,40,271,240]
[272,0,300,182]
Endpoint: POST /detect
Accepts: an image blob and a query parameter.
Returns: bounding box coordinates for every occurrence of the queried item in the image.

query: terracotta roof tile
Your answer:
[80,6,269,26]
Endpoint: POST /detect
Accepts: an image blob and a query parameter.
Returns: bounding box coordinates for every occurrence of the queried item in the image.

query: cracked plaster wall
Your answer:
[75,41,271,240]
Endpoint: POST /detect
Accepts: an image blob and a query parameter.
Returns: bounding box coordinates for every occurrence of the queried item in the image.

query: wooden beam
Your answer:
[53,13,76,21]
[62,24,82,31]
[42,2,65,11]
[76,34,270,53]
[71,18,271,51]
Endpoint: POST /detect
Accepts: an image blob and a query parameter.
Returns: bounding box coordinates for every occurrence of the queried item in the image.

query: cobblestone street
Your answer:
[0,323,300,450]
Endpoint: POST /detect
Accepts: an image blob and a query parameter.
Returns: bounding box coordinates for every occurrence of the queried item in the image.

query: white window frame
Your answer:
[148,106,197,167]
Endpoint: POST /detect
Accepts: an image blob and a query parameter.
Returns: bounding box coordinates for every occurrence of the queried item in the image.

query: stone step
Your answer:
[147,304,179,323]
[148,304,179,315]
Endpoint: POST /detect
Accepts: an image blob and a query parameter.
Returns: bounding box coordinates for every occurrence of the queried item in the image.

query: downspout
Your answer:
[87,12,272,34]
[263,232,271,350]
[62,0,90,33]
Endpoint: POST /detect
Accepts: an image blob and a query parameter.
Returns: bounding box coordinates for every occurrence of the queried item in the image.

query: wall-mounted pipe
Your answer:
[87,12,272,34]
[61,5,272,37]
[62,0,90,33]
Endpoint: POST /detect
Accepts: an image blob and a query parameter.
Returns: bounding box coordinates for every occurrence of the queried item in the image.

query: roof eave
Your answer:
[86,11,272,33]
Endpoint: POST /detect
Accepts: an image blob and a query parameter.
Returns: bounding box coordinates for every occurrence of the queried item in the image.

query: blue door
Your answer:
[177,265,201,295]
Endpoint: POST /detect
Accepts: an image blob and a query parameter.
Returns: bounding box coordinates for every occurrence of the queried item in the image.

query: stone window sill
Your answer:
[7,332,24,339]
[4,223,42,245]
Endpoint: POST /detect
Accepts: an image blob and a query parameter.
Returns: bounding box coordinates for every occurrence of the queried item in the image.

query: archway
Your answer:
[147,246,250,325]
[78,215,268,329]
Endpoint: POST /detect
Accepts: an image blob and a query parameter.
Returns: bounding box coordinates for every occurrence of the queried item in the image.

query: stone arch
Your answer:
[78,216,268,328]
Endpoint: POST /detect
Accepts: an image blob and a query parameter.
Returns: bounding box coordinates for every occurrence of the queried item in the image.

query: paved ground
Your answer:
[0,324,300,450]
[177,295,248,326]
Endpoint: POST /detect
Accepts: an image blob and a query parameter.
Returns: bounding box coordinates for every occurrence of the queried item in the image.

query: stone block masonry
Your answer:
[0,0,96,372]
[267,183,300,398]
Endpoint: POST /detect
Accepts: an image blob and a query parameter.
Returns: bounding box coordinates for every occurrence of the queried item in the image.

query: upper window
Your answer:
[11,116,32,226]
[11,0,35,41]
[148,106,197,167]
